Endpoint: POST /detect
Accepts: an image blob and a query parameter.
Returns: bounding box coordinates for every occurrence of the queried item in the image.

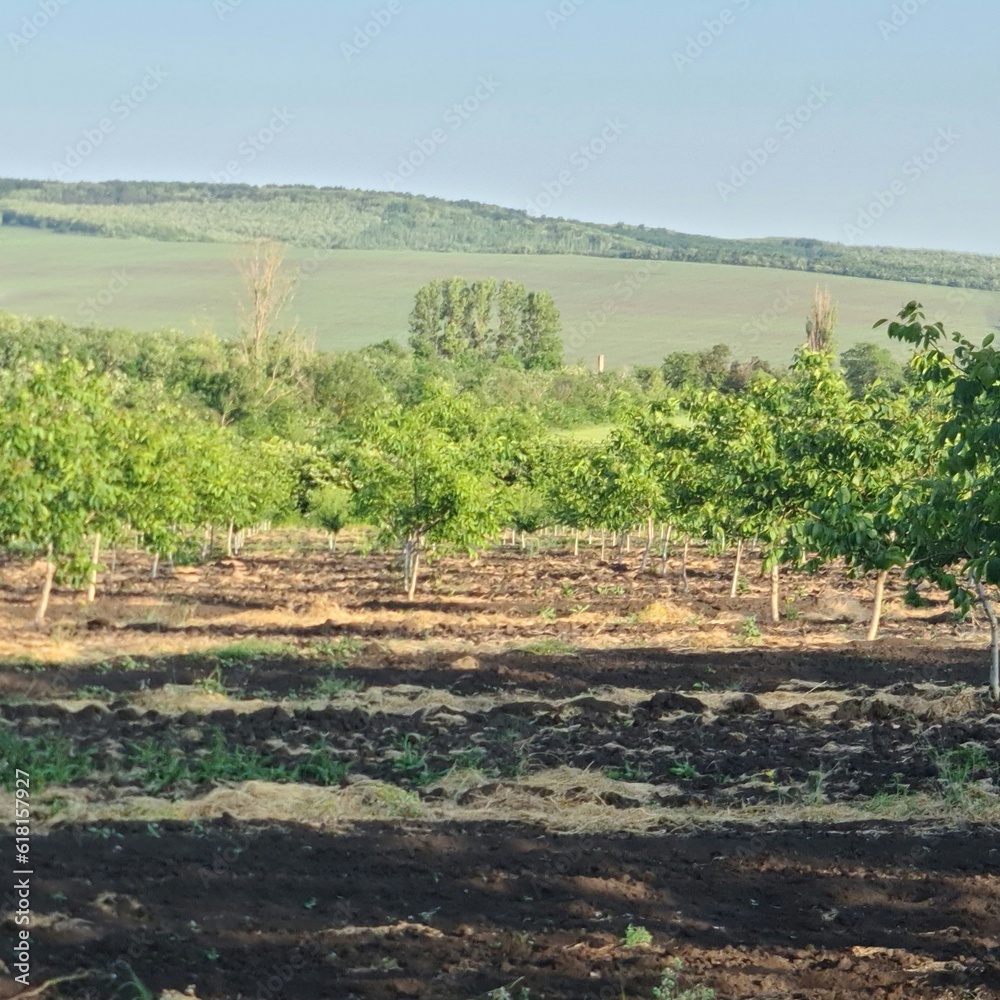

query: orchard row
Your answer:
[2,305,997,695]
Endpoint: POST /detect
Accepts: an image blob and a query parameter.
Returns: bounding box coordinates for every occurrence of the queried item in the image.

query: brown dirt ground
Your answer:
[1,533,998,999]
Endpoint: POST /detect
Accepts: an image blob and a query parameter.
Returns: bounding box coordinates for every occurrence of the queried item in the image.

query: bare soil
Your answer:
[1,535,998,999]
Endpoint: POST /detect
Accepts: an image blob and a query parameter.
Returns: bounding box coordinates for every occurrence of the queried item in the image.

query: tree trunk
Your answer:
[332,532,338,554]
[151,552,160,581]
[770,563,781,623]
[867,569,889,642]
[402,538,412,591]
[573,529,579,557]
[974,580,1000,701]
[681,537,690,592]
[407,550,421,601]
[600,530,606,561]
[35,548,56,628]
[730,539,744,599]
[659,524,673,577]
[226,519,235,558]
[639,518,654,572]
[86,532,102,604]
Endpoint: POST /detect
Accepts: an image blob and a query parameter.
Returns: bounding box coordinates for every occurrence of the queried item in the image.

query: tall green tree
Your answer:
[408,280,442,359]
[348,391,510,598]
[840,342,906,399]
[520,290,564,370]
[496,280,527,356]
[405,278,563,369]
[878,301,1000,698]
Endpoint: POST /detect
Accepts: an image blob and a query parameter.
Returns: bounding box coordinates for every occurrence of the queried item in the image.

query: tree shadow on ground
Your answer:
[24,819,1000,1000]
[0,641,989,702]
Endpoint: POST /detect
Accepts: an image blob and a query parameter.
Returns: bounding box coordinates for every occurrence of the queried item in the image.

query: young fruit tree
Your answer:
[309,485,353,552]
[753,350,870,622]
[634,397,743,590]
[878,301,1000,698]
[0,361,124,625]
[802,387,939,640]
[348,392,511,598]
[116,400,201,578]
[575,427,664,564]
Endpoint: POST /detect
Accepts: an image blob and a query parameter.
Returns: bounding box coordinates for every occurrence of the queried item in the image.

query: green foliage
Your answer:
[392,734,446,787]
[408,278,563,370]
[307,636,366,664]
[0,727,95,791]
[126,730,349,792]
[0,359,124,573]
[933,743,994,804]
[652,961,715,1000]
[879,301,1000,695]
[308,485,352,536]
[310,671,364,699]
[623,924,653,947]
[349,389,520,593]
[661,343,772,393]
[4,179,998,290]
[518,639,578,656]
[487,985,531,1000]
[118,967,156,1000]
[840,342,905,398]
[607,761,652,783]
[208,640,299,663]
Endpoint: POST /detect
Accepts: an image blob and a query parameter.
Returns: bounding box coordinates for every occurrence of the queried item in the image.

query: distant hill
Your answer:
[2,178,998,291]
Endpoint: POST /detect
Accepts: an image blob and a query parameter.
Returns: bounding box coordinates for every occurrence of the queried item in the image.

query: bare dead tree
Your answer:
[231,240,313,418]
[806,287,838,352]
[237,239,298,363]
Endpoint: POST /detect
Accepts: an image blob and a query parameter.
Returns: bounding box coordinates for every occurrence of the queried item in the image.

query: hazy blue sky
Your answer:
[3,0,998,253]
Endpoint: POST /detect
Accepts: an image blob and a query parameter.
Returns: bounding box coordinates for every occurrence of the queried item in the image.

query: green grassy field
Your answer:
[3,227,997,366]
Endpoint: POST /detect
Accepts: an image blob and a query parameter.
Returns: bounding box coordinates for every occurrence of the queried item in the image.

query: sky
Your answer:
[2,0,998,254]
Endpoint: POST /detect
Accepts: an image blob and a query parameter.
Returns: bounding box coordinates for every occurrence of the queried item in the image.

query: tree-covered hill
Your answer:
[2,178,997,291]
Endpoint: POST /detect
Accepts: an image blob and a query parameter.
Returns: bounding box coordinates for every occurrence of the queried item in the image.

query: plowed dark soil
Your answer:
[1,538,998,999]
[21,821,1000,1000]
